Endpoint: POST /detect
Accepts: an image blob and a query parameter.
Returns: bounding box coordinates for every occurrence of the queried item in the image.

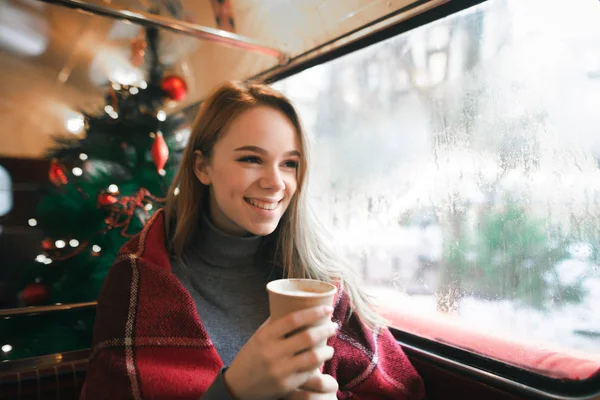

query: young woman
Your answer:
[83,81,425,400]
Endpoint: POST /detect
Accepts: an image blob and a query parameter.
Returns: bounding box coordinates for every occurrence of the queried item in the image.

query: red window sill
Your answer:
[381,306,600,381]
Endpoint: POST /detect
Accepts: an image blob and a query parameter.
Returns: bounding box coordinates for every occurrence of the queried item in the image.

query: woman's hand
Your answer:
[286,373,339,399]
[223,305,338,400]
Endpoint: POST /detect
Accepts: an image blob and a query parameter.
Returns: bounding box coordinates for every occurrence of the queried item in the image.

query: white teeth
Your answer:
[247,199,278,210]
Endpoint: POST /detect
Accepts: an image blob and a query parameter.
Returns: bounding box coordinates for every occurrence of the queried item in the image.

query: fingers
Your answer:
[280,321,338,357]
[285,345,334,375]
[298,373,339,394]
[268,306,334,339]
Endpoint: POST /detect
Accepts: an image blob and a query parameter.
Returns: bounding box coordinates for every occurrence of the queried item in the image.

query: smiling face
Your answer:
[194,106,301,236]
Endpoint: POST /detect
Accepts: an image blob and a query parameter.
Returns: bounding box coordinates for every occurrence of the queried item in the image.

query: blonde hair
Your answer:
[165,81,385,329]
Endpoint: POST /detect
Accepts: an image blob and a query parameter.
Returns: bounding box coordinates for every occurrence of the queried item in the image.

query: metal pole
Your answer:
[0,301,97,318]
[38,0,290,64]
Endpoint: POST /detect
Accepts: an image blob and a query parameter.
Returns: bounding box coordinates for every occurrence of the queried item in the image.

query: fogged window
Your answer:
[0,165,12,216]
[274,0,600,376]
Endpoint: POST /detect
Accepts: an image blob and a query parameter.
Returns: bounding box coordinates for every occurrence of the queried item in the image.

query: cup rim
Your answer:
[266,278,337,298]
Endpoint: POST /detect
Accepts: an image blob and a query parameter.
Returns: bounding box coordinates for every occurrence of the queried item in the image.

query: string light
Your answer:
[109,111,118,119]
[175,133,183,142]
[66,115,85,134]
[149,132,156,138]
[139,80,147,89]
[159,169,166,176]
[108,184,119,194]
[174,187,180,196]
[104,105,114,114]
[33,188,166,263]
[111,82,121,90]
[156,110,166,121]
[129,87,139,95]
[28,218,37,227]
[72,167,83,176]
[2,345,12,353]
[79,153,88,161]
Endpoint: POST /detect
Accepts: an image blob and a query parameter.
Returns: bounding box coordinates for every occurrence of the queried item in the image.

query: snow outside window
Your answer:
[274,0,600,379]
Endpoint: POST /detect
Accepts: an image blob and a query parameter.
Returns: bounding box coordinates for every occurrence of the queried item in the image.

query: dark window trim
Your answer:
[392,328,600,399]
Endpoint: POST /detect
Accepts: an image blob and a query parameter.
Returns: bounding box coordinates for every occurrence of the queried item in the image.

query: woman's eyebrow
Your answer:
[234,145,301,157]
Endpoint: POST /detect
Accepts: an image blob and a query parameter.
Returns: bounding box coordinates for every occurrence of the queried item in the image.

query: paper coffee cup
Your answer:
[266,279,337,345]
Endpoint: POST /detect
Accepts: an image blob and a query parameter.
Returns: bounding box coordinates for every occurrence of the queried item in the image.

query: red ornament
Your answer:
[161,75,187,101]
[98,193,118,206]
[41,238,54,250]
[49,160,68,186]
[21,282,51,306]
[151,132,169,172]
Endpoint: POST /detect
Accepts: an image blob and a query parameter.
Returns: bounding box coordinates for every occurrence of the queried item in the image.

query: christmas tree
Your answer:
[3,26,189,361]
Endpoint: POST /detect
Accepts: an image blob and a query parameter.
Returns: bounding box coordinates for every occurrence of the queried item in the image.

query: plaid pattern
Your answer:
[82,210,425,400]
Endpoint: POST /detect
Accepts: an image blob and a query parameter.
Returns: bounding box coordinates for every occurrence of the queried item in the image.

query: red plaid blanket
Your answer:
[82,210,425,399]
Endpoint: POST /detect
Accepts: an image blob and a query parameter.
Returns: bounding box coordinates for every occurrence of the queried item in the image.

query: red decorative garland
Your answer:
[102,188,165,238]
[44,188,166,261]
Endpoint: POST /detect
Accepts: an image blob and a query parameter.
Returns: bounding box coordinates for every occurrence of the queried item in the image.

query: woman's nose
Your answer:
[259,165,285,191]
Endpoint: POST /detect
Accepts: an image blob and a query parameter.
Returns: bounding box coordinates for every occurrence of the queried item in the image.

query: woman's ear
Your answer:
[193,150,212,185]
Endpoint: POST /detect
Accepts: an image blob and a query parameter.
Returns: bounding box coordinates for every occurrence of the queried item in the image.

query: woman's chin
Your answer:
[245,221,279,237]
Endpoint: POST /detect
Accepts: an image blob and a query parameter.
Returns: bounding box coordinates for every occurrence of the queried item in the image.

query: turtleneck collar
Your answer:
[187,211,264,269]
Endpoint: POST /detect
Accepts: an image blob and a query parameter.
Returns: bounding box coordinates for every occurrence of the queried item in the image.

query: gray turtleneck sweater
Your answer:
[171,213,281,399]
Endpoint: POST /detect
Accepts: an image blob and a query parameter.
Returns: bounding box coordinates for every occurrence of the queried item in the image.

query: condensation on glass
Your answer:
[274,0,600,379]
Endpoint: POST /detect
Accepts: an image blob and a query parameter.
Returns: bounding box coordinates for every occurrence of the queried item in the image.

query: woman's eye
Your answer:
[238,156,261,164]
[284,160,299,169]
